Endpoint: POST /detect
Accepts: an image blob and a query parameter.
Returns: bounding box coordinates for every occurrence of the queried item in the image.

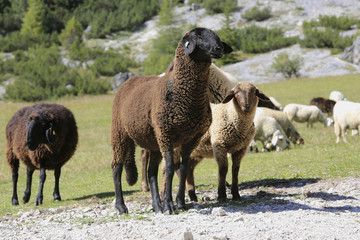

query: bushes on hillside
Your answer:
[218,25,298,54]
[2,45,112,102]
[76,0,160,38]
[300,18,355,52]
[310,15,360,31]
[272,52,303,78]
[242,6,271,22]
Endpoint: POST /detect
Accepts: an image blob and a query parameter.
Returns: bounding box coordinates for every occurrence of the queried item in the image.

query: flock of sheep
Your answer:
[5,27,360,215]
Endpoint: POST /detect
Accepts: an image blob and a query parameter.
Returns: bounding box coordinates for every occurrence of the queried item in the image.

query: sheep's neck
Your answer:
[229,100,256,131]
[171,45,211,100]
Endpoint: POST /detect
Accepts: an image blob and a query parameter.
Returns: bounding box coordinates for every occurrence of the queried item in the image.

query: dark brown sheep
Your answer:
[111,27,232,214]
[6,103,78,206]
[309,97,336,116]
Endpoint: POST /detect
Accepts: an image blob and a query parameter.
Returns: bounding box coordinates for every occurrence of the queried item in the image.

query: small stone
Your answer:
[184,231,194,240]
[211,207,226,216]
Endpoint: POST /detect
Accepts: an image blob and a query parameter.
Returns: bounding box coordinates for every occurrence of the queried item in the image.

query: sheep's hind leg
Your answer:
[141,149,150,192]
[35,167,46,206]
[23,168,34,203]
[148,151,163,213]
[186,157,201,202]
[10,158,20,206]
[112,162,128,214]
[53,166,61,202]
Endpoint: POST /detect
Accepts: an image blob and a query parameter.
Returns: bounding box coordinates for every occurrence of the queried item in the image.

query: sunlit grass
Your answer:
[1,74,360,216]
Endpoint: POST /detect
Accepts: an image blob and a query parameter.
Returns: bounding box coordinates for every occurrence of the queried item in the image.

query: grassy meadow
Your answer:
[0,74,360,216]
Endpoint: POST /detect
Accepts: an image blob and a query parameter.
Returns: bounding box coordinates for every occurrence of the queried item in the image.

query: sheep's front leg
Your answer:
[112,162,128,214]
[177,138,202,210]
[53,166,61,202]
[163,150,175,214]
[148,151,163,213]
[213,144,228,202]
[35,166,46,206]
[23,168,34,203]
[231,148,247,201]
[341,127,348,143]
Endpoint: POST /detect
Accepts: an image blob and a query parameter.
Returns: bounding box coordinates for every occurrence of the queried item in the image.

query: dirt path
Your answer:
[1,177,360,239]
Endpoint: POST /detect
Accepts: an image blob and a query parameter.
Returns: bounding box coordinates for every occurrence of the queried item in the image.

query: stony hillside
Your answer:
[98,0,360,84]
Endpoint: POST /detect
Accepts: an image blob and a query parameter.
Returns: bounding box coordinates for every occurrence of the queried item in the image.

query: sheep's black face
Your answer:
[181,28,233,61]
[26,113,53,151]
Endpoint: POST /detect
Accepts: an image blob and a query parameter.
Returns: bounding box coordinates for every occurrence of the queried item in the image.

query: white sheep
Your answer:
[329,91,345,102]
[260,107,304,145]
[207,63,238,103]
[269,96,283,110]
[283,103,334,128]
[333,101,360,143]
[253,108,290,152]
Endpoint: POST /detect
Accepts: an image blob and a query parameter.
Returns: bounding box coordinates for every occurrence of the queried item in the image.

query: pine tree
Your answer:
[158,0,174,26]
[20,0,45,37]
[59,16,84,49]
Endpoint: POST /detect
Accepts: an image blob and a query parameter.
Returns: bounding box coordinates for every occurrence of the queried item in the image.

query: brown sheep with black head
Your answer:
[6,103,78,206]
[111,27,232,214]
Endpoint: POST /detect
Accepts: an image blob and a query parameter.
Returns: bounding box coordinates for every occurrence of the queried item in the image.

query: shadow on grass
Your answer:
[72,190,138,201]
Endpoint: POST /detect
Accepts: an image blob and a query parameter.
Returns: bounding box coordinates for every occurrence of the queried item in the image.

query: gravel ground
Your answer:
[1,177,360,240]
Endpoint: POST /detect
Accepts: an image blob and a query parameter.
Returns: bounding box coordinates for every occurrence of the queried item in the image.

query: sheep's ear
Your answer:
[222,41,233,54]
[222,90,235,103]
[181,36,196,55]
[256,89,270,101]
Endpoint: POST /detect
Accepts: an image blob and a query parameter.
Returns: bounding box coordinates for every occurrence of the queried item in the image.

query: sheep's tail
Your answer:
[125,155,138,186]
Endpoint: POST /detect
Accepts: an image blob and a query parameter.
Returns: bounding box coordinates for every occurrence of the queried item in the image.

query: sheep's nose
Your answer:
[242,104,250,112]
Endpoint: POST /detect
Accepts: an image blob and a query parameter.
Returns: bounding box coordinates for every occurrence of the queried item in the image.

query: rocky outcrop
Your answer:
[342,35,360,65]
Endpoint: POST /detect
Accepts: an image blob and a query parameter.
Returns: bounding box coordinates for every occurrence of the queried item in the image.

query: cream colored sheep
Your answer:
[333,101,360,143]
[283,103,334,128]
[260,107,304,145]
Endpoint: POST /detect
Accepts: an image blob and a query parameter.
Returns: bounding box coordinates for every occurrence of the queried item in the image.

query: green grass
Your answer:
[1,74,360,216]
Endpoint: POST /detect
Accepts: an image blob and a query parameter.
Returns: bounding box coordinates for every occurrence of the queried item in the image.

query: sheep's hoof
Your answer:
[176,197,186,211]
[152,202,163,213]
[53,193,61,202]
[163,201,175,214]
[12,199,19,206]
[115,204,128,214]
[188,191,198,202]
[23,193,30,203]
[218,196,228,203]
[141,184,150,192]
[232,195,241,201]
[35,197,43,206]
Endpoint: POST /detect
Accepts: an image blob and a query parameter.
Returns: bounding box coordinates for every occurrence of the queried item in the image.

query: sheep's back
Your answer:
[112,75,165,150]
